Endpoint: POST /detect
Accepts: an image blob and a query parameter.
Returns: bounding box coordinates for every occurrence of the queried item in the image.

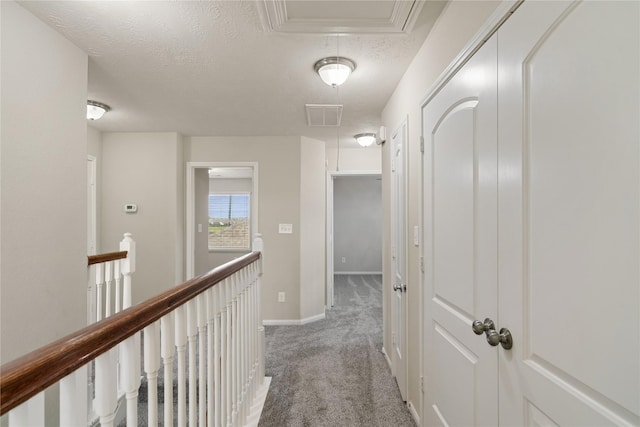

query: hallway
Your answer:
[259,275,414,427]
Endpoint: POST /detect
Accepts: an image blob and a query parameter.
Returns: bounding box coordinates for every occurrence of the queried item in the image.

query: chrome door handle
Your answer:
[472,318,495,336]
[393,283,406,292]
[486,328,513,350]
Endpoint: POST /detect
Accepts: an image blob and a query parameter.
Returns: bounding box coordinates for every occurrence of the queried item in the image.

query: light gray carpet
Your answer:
[258,274,415,427]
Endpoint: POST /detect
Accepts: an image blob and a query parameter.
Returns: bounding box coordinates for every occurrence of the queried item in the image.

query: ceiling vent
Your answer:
[305,104,343,127]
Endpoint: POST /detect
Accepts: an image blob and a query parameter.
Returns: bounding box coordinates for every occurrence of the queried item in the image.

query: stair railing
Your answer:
[1,235,266,427]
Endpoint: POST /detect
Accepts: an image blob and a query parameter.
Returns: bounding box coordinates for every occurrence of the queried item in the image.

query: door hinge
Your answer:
[420,136,424,153]
[420,256,424,273]
[421,376,425,394]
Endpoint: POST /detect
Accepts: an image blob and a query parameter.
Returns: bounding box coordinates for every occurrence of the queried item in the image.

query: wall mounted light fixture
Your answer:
[87,100,110,120]
[354,133,376,147]
[314,57,356,87]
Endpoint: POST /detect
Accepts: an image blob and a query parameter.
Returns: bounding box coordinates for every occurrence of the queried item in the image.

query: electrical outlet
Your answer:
[278,292,286,302]
[341,257,346,263]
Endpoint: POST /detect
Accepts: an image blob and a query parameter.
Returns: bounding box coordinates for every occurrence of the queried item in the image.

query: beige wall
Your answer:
[187,136,302,321]
[101,132,185,303]
[300,137,326,320]
[0,1,88,363]
[87,126,102,251]
[194,168,210,276]
[381,0,501,420]
[326,146,381,172]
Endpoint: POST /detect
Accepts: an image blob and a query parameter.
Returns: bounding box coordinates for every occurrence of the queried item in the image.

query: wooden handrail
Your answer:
[87,250,128,266]
[0,251,261,415]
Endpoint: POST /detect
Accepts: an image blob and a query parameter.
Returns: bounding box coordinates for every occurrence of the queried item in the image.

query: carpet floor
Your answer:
[258,274,415,427]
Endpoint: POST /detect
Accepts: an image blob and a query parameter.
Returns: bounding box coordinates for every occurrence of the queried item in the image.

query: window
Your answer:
[208,193,250,250]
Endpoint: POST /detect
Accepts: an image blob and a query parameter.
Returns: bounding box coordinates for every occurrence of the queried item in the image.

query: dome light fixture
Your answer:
[314,57,356,87]
[87,100,110,120]
[354,133,376,147]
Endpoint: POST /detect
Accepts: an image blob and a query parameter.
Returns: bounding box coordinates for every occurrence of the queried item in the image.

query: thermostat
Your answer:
[124,204,138,213]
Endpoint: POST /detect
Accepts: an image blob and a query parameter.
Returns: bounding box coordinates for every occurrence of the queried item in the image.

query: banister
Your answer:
[87,250,128,266]
[0,250,261,415]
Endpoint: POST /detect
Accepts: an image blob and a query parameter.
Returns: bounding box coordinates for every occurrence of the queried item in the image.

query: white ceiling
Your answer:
[20,0,445,148]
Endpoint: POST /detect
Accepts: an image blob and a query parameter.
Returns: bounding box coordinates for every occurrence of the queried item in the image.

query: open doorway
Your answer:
[326,172,382,307]
[186,162,258,279]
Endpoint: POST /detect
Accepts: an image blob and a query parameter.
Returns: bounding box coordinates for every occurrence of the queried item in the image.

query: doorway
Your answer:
[326,172,382,307]
[186,162,258,279]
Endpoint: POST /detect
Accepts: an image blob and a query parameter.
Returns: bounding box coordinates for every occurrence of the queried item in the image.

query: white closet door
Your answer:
[498,1,639,425]
[422,35,498,426]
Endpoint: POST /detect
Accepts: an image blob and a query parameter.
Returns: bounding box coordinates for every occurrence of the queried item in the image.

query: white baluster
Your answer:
[239,271,247,423]
[231,275,239,426]
[60,366,88,426]
[213,285,222,427]
[175,305,187,427]
[120,332,141,426]
[120,233,135,309]
[196,292,207,427]
[94,348,118,427]
[186,300,198,427]
[105,261,113,317]
[88,265,97,325]
[206,287,215,427]
[161,313,175,426]
[9,391,44,427]
[114,260,122,313]
[96,263,104,322]
[225,278,233,427]
[144,321,161,427]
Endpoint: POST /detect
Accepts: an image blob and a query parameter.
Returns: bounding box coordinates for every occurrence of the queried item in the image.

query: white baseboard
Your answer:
[408,400,420,425]
[245,377,272,427]
[334,271,382,275]
[263,311,325,326]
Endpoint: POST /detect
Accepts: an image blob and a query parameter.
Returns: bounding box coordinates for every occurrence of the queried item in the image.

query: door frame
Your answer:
[186,161,259,280]
[419,0,522,419]
[325,169,381,308]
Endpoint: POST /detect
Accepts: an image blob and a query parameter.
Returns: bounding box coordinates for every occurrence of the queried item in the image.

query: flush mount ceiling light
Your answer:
[354,133,376,147]
[87,100,110,120]
[314,57,356,87]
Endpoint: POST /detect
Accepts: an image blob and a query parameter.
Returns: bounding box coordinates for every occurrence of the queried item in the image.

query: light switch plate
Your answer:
[279,224,293,234]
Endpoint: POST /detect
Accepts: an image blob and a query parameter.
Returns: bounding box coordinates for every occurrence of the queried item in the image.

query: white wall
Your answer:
[381,0,501,421]
[333,176,382,274]
[101,132,184,303]
[300,137,326,321]
[0,1,88,363]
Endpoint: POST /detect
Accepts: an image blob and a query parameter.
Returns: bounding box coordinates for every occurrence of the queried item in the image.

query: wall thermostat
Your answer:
[124,204,138,213]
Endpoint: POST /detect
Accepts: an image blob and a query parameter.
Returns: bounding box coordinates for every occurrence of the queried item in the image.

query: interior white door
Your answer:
[497,1,639,425]
[391,121,408,400]
[422,35,499,426]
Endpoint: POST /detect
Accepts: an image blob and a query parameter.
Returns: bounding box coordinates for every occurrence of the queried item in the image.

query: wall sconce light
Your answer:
[314,57,356,87]
[87,100,110,120]
[354,133,376,147]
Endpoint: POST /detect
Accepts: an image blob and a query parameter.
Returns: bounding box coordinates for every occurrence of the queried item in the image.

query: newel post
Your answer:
[119,233,136,309]
[252,233,265,382]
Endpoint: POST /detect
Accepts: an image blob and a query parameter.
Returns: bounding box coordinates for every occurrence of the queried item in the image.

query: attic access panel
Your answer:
[258,0,424,34]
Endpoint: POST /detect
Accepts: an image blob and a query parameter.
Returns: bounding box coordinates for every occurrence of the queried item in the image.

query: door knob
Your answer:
[486,328,513,350]
[393,283,405,292]
[472,318,495,335]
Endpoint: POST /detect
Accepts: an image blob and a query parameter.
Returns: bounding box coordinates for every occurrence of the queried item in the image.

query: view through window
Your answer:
[208,193,250,250]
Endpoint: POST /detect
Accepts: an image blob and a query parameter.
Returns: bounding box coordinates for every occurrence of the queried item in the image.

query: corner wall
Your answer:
[381,0,501,421]
[186,136,303,321]
[101,132,184,303]
[0,1,88,363]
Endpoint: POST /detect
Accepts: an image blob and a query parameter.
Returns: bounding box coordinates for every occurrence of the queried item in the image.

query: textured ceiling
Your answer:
[19,1,445,148]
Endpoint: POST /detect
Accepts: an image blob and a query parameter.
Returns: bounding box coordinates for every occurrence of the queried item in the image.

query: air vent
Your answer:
[305,104,343,127]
